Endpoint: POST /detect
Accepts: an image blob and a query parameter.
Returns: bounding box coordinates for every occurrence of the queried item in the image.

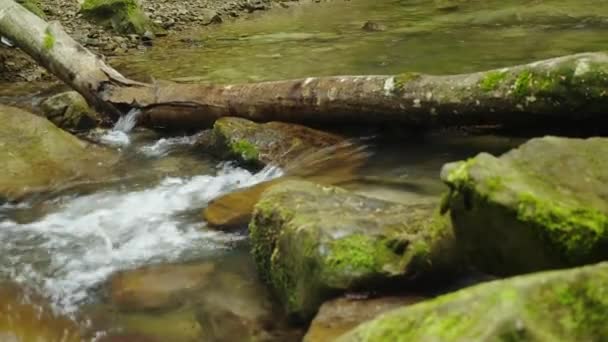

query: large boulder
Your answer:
[0,105,116,201]
[40,91,101,131]
[441,136,608,276]
[339,262,608,341]
[304,296,425,342]
[209,117,344,168]
[249,180,459,320]
[81,0,158,35]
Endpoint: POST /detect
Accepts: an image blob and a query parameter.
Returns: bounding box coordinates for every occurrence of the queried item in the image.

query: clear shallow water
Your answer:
[0,117,283,315]
[115,0,608,83]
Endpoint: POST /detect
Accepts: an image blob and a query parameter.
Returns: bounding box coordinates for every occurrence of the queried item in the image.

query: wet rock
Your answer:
[203,140,369,230]
[100,308,204,341]
[81,0,159,35]
[209,117,344,168]
[199,9,222,25]
[0,105,117,202]
[196,269,301,341]
[434,0,460,12]
[304,296,425,342]
[340,262,608,341]
[361,21,386,32]
[203,179,281,229]
[441,136,608,276]
[249,180,459,320]
[0,282,81,341]
[40,91,101,131]
[109,262,215,312]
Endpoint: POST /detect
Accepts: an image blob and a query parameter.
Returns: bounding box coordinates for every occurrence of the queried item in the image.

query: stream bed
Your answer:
[1,0,607,340]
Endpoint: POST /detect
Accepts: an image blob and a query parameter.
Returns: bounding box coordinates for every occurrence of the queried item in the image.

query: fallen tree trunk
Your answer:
[2,0,608,129]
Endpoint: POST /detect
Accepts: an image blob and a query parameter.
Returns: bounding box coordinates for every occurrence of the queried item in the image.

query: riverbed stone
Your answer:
[0,282,81,341]
[108,262,215,312]
[209,117,344,167]
[40,91,101,131]
[0,105,116,201]
[195,269,302,341]
[249,180,459,320]
[304,295,425,342]
[441,136,608,276]
[339,262,608,341]
[16,0,46,18]
[81,0,159,35]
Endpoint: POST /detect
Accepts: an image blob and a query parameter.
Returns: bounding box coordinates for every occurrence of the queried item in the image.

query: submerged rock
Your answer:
[304,295,425,342]
[0,105,116,201]
[0,282,81,341]
[209,117,344,167]
[108,262,215,312]
[361,21,387,32]
[81,0,159,35]
[40,91,101,131]
[340,262,608,341]
[196,269,302,341]
[249,180,459,320]
[441,136,608,276]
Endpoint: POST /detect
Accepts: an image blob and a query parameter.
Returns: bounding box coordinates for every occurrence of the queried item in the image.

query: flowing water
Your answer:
[1,0,607,340]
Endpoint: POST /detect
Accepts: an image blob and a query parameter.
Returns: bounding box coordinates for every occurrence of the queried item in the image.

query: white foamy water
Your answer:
[140,132,205,157]
[0,163,283,313]
[98,109,141,147]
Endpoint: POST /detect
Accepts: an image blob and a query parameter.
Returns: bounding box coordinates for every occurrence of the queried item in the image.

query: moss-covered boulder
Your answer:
[441,136,608,276]
[40,91,101,131]
[339,262,608,341]
[0,105,116,201]
[249,180,459,320]
[209,117,344,168]
[304,296,425,342]
[81,0,158,35]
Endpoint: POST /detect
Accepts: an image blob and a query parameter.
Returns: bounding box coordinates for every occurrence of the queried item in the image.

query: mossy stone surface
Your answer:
[40,91,101,131]
[209,117,344,168]
[339,262,608,342]
[249,180,459,320]
[16,0,46,18]
[0,105,116,201]
[440,136,608,276]
[81,0,158,35]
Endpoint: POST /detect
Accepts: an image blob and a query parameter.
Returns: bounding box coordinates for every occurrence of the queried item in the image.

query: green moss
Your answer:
[81,0,156,34]
[512,70,533,97]
[325,234,386,276]
[517,192,608,263]
[393,72,422,94]
[485,176,504,194]
[17,0,46,18]
[230,139,259,162]
[479,71,506,91]
[43,29,55,51]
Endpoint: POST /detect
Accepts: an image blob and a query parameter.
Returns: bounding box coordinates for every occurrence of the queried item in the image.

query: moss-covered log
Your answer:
[2,0,608,129]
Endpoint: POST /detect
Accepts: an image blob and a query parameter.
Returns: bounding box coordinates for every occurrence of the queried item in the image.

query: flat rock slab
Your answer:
[441,136,608,275]
[249,180,458,320]
[108,262,215,312]
[339,262,608,341]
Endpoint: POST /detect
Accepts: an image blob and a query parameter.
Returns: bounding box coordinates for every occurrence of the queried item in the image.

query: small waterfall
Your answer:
[98,108,141,147]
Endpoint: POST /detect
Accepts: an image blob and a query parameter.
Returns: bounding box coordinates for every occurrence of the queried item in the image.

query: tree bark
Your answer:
[2,0,608,130]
